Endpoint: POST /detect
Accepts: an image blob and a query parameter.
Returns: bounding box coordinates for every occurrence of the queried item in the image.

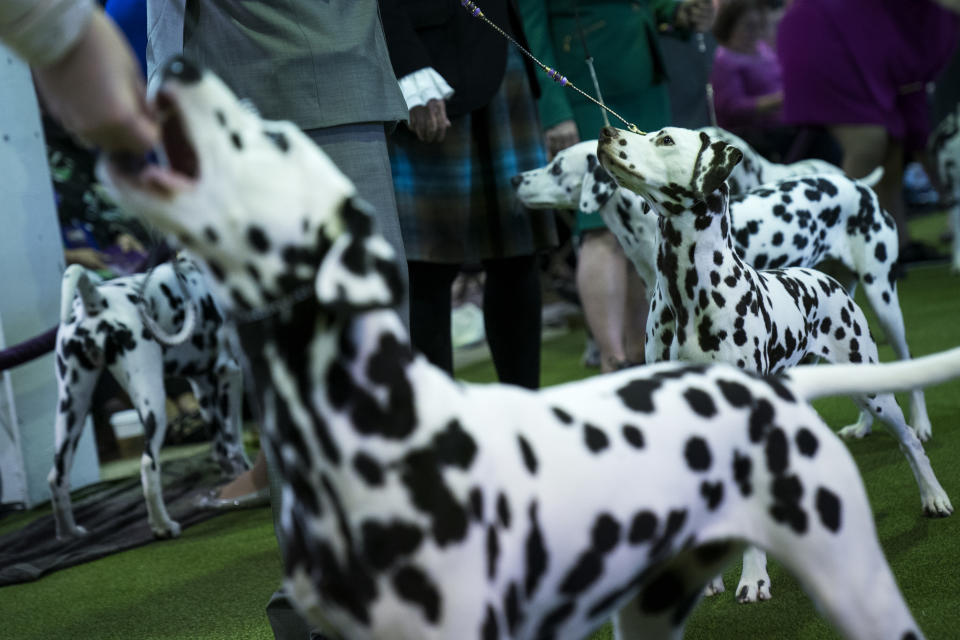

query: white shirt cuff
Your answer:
[398,67,454,110]
[0,0,94,67]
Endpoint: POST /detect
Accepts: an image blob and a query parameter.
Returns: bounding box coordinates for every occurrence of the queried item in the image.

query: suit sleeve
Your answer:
[378,0,435,79]
[516,0,574,131]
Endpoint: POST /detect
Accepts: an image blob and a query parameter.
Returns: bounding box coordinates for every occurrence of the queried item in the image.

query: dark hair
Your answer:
[713,0,765,45]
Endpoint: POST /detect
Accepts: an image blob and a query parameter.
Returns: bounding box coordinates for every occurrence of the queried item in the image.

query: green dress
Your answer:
[519,0,684,232]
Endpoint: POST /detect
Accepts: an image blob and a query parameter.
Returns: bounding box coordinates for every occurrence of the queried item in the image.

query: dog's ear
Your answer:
[314,198,403,313]
[579,154,618,213]
[692,132,743,199]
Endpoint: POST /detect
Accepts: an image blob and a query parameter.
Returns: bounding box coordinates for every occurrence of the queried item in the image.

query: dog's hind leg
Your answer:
[190,357,249,476]
[856,392,952,517]
[111,347,181,538]
[48,364,101,539]
[858,272,931,441]
[613,541,744,640]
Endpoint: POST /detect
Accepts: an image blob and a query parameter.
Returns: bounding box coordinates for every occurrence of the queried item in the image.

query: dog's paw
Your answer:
[911,422,932,443]
[838,422,871,439]
[922,493,954,518]
[703,576,725,597]
[152,520,182,539]
[735,579,771,604]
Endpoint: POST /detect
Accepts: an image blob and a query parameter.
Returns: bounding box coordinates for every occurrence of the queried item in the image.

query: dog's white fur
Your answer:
[50,257,248,539]
[598,125,952,603]
[96,61,955,640]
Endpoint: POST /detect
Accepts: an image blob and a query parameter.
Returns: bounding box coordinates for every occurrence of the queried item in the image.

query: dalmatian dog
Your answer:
[598,125,952,604]
[699,126,851,196]
[929,103,960,273]
[512,140,657,293]
[97,58,953,640]
[50,256,248,539]
[515,140,929,443]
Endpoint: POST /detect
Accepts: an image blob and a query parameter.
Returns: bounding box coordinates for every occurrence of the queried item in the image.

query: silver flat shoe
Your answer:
[193,486,270,510]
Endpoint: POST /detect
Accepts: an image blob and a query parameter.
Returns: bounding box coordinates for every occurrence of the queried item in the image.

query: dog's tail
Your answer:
[858,166,884,187]
[60,265,106,323]
[135,263,197,347]
[786,346,960,401]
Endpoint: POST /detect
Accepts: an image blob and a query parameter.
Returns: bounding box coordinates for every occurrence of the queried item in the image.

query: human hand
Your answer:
[32,9,158,155]
[676,0,715,33]
[544,120,580,160]
[408,98,452,143]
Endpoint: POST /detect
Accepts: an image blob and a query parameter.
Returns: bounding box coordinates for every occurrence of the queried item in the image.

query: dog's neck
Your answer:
[649,184,745,330]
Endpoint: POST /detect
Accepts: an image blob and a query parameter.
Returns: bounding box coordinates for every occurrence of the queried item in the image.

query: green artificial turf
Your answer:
[1,214,958,639]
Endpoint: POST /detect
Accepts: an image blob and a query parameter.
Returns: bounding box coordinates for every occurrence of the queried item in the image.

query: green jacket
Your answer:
[518,0,686,138]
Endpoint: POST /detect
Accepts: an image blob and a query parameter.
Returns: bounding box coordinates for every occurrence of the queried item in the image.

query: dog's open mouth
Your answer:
[106,90,199,198]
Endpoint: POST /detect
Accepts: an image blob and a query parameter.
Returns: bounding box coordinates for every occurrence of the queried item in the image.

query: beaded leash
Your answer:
[460,0,645,135]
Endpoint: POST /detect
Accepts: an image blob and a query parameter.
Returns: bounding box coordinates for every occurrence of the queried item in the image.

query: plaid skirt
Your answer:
[389,49,558,264]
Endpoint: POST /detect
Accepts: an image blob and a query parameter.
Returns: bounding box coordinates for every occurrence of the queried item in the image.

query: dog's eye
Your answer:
[658,135,675,147]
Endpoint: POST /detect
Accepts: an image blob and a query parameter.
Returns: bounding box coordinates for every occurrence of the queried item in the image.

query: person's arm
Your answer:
[709,55,780,127]
[1,0,157,154]
[0,0,93,66]
[378,0,453,143]
[516,0,578,156]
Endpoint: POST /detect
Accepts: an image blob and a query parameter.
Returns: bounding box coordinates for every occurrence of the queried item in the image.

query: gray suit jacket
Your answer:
[146,0,408,130]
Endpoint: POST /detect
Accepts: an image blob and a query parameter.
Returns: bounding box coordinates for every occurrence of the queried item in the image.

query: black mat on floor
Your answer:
[0,454,242,586]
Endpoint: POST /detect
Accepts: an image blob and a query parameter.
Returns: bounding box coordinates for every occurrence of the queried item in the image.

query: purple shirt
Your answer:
[710,41,783,129]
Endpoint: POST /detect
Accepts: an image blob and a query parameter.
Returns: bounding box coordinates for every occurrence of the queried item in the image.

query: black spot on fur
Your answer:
[683,388,717,417]
[393,564,441,623]
[795,428,819,457]
[617,378,662,413]
[247,225,270,253]
[361,519,423,570]
[525,502,548,598]
[482,604,498,640]
[684,437,712,471]
[622,424,645,448]
[816,487,842,532]
[353,451,384,486]
[584,424,610,452]
[518,435,538,474]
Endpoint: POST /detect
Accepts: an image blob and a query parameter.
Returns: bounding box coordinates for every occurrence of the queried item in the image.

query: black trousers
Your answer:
[408,254,542,389]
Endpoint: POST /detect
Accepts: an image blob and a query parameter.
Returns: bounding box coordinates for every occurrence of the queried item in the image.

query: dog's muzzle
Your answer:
[599,127,619,143]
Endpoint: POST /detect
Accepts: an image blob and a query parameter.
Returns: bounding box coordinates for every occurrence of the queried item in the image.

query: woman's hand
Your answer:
[408,98,452,143]
[33,9,158,154]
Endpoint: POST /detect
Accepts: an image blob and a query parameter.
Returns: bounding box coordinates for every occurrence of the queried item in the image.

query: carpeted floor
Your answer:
[1,213,958,639]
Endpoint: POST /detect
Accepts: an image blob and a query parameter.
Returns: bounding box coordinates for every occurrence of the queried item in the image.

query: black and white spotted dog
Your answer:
[598,125,952,603]
[50,256,247,539]
[698,126,848,196]
[515,140,929,442]
[97,58,957,640]
[513,141,657,292]
[930,103,960,272]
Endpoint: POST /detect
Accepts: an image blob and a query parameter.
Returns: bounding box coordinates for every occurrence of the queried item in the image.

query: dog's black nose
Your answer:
[599,127,618,141]
[510,175,524,188]
[162,57,202,84]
